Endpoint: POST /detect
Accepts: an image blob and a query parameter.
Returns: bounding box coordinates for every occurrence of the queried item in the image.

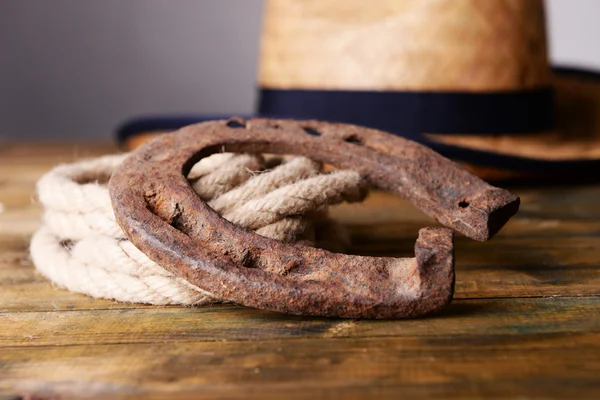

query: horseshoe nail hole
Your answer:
[302,126,321,137]
[240,249,258,269]
[170,203,185,229]
[226,119,246,128]
[344,134,363,145]
[458,200,470,209]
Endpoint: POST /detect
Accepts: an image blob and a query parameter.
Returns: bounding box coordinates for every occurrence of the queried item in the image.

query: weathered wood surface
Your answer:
[0,142,599,399]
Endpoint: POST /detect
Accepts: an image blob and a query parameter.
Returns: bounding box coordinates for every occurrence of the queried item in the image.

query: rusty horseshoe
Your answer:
[108,118,519,318]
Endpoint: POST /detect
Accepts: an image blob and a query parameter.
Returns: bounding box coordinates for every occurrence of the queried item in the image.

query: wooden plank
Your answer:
[0,142,117,217]
[1,330,598,399]
[0,142,117,159]
[0,297,597,347]
[517,185,600,220]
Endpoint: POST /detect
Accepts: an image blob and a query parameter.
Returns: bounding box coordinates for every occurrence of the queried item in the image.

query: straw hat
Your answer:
[118,0,600,181]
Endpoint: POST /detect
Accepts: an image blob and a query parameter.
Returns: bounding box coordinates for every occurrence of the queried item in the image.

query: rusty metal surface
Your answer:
[108,118,519,318]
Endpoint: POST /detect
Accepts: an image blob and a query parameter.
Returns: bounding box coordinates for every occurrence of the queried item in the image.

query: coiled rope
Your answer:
[30,153,366,305]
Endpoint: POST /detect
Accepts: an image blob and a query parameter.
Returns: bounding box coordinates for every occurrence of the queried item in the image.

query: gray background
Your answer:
[1,0,599,141]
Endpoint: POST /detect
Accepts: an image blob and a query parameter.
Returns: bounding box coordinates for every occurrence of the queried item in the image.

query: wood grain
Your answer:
[1,143,599,399]
[2,325,598,399]
[1,297,598,348]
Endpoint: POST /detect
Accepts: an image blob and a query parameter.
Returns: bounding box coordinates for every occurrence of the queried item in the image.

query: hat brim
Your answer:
[425,66,600,182]
[116,66,600,183]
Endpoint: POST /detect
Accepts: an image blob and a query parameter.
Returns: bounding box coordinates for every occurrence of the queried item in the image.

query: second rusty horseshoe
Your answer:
[109,118,519,318]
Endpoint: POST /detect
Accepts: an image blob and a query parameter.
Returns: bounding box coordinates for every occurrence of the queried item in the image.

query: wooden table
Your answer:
[1,143,599,399]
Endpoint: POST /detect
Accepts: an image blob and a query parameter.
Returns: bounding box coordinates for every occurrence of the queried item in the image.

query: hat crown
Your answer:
[259,0,551,91]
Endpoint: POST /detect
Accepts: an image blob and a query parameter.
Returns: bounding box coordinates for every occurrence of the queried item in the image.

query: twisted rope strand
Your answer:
[222,170,368,230]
